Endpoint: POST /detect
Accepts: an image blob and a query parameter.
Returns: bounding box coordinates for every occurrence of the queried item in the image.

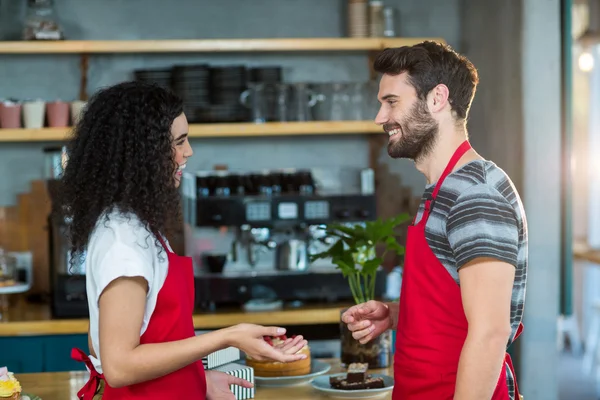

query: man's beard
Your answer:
[386,99,438,162]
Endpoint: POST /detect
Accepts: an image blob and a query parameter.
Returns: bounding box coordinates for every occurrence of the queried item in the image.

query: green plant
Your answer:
[310,213,410,305]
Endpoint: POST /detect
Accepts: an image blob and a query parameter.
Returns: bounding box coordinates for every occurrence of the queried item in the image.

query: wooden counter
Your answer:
[16,359,393,400]
[0,302,350,337]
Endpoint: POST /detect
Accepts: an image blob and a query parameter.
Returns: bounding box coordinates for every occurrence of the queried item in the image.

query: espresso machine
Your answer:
[181,168,387,311]
[47,179,89,318]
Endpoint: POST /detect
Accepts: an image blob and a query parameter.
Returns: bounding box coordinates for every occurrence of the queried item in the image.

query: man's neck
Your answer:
[415,125,471,185]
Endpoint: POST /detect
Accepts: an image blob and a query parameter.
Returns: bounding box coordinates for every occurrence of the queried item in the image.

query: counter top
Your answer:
[0,302,351,336]
[16,359,393,400]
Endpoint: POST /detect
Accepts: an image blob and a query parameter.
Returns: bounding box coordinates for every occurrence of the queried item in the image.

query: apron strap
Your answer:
[71,347,104,400]
[421,140,472,221]
[505,322,524,399]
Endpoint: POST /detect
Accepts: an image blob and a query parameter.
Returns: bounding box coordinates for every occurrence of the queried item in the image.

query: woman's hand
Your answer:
[225,324,308,362]
[206,370,253,400]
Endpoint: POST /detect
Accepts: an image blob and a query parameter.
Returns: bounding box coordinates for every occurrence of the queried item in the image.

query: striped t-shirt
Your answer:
[413,159,528,400]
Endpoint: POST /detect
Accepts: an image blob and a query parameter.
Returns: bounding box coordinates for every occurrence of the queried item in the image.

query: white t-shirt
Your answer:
[85,211,170,373]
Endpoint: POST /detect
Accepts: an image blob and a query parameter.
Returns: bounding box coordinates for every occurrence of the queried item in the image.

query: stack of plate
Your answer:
[133,68,172,89]
[248,66,282,84]
[201,65,247,123]
[171,65,211,123]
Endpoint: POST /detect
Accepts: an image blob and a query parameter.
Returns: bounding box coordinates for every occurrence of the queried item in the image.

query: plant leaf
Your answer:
[362,257,383,275]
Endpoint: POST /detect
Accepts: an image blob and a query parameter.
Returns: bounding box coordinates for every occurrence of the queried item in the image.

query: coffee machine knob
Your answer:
[357,209,370,218]
[336,209,350,219]
[238,285,248,294]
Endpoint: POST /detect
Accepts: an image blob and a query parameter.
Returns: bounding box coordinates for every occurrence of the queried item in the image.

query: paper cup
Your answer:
[47,101,70,127]
[70,100,86,126]
[23,100,46,129]
[0,103,22,129]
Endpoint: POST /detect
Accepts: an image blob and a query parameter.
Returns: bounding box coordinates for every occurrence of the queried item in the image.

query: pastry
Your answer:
[0,367,21,400]
[330,363,385,390]
[245,335,311,377]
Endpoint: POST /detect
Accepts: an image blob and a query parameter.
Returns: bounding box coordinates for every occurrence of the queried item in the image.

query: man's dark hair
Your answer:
[374,41,479,120]
[57,81,184,268]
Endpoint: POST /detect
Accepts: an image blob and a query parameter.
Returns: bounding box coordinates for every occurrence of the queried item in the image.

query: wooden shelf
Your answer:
[0,37,444,54]
[0,121,381,142]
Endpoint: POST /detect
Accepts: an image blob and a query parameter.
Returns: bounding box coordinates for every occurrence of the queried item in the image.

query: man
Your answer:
[342,41,527,400]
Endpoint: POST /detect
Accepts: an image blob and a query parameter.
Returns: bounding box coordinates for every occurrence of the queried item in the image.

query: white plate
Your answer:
[243,359,331,387]
[311,373,394,399]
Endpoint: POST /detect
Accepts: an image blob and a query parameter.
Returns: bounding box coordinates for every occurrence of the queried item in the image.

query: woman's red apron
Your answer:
[71,236,207,399]
[393,140,523,400]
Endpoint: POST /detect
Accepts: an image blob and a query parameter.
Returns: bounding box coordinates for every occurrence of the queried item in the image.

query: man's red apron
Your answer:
[71,236,207,399]
[393,140,523,400]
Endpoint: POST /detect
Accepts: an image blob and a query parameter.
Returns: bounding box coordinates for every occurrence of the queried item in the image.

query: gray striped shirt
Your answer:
[414,159,527,399]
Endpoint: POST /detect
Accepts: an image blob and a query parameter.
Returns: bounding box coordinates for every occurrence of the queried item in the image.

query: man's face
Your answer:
[374,72,438,162]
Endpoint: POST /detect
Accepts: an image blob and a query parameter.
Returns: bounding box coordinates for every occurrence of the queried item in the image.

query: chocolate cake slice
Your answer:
[331,376,385,390]
[330,375,344,389]
[346,363,368,383]
[340,376,385,390]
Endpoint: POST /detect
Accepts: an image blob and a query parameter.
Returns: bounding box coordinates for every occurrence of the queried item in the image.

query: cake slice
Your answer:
[346,363,368,383]
[330,363,386,391]
[338,376,385,390]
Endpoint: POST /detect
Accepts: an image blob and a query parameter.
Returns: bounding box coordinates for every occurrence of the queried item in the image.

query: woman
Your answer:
[61,81,307,399]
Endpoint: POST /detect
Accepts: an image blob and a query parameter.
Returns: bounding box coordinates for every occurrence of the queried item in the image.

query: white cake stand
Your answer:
[0,281,31,321]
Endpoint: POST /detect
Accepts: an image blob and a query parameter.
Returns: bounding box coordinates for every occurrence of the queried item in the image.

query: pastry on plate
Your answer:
[246,335,311,377]
[329,363,385,390]
[0,367,21,400]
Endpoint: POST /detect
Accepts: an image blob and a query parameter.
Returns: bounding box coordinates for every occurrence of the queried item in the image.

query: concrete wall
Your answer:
[0,0,461,206]
[461,0,562,398]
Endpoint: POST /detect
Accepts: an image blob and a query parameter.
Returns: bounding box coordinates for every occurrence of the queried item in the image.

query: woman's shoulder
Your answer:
[88,209,159,261]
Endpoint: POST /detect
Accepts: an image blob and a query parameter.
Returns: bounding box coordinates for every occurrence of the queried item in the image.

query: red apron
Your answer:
[72,235,207,399]
[393,140,523,400]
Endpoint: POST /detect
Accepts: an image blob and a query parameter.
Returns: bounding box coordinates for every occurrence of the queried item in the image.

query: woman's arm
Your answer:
[99,276,306,388]
[99,276,228,387]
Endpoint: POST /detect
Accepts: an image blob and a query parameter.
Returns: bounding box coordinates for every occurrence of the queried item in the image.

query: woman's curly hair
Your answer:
[57,81,184,268]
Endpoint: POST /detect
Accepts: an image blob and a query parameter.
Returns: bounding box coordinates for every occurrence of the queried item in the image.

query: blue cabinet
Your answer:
[0,334,88,373]
[0,337,43,373]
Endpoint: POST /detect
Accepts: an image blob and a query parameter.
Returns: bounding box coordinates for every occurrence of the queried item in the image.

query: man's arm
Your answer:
[454,258,514,400]
[446,184,520,400]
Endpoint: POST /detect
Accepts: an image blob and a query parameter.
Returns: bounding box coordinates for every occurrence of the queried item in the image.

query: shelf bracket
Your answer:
[79,54,89,101]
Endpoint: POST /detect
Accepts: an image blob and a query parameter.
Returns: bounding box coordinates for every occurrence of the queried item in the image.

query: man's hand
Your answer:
[341,300,393,344]
[454,257,514,400]
[206,370,253,400]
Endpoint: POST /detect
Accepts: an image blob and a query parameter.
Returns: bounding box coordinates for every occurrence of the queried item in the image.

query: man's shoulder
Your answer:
[441,160,521,205]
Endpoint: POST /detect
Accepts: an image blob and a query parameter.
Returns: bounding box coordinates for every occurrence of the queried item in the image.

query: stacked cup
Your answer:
[0,101,22,129]
[348,0,369,38]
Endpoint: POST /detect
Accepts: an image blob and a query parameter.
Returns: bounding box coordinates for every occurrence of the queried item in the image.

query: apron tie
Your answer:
[71,347,104,400]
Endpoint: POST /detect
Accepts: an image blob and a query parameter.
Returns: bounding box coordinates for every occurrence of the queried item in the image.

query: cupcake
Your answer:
[0,367,21,400]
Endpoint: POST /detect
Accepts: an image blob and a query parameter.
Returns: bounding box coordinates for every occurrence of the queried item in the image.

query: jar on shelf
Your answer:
[369,1,384,37]
[23,0,64,41]
[383,6,396,37]
[347,0,368,38]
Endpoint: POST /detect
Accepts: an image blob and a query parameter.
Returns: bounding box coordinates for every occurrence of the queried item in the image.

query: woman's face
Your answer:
[171,113,193,188]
